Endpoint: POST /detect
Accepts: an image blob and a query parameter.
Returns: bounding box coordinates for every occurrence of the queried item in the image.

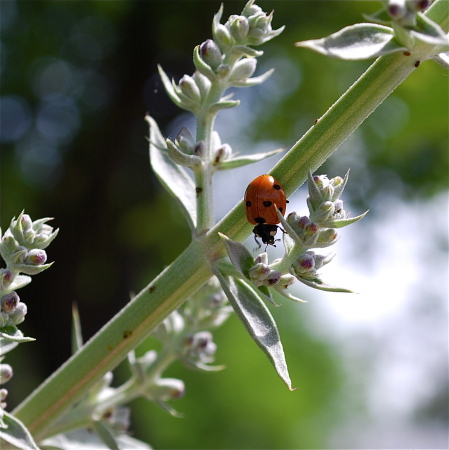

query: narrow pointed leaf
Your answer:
[219,233,254,278]
[71,303,84,354]
[92,420,120,450]
[217,147,284,171]
[0,327,34,344]
[215,269,295,390]
[0,411,40,450]
[157,65,184,110]
[231,68,275,87]
[412,13,449,46]
[146,115,197,231]
[298,276,354,293]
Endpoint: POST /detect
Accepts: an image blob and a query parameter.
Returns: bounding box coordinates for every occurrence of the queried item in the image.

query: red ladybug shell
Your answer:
[244,175,287,225]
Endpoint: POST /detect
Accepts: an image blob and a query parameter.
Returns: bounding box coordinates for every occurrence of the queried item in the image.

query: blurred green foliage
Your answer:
[1,1,447,448]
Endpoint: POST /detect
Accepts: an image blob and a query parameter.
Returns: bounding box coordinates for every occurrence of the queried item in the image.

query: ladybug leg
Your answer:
[253,234,262,249]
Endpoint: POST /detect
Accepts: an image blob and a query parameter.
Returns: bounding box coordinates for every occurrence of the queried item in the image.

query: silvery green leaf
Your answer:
[231,68,274,87]
[363,8,393,26]
[41,428,153,449]
[295,23,408,59]
[297,276,354,293]
[322,210,369,229]
[193,45,217,81]
[230,45,264,58]
[411,13,449,46]
[433,51,449,70]
[0,338,18,357]
[157,65,184,110]
[219,233,254,279]
[146,115,197,231]
[14,262,53,276]
[216,147,284,170]
[273,286,307,303]
[166,139,202,168]
[8,275,31,291]
[257,285,281,307]
[0,411,39,450]
[208,99,240,115]
[215,269,295,390]
[0,327,34,345]
[71,303,84,354]
[92,420,120,450]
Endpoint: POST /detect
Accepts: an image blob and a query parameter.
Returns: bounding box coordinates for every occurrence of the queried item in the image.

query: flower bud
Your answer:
[254,252,268,265]
[1,292,19,313]
[229,15,249,42]
[249,263,271,286]
[194,140,206,157]
[213,144,232,165]
[216,64,231,78]
[153,378,185,401]
[200,39,223,71]
[388,0,408,18]
[407,0,430,11]
[0,364,13,385]
[192,71,211,98]
[0,269,14,289]
[316,228,338,247]
[293,252,316,275]
[313,201,335,223]
[9,302,27,325]
[176,128,196,154]
[20,214,33,231]
[242,2,263,18]
[11,247,27,265]
[213,23,233,52]
[333,200,345,217]
[266,270,281,286]
[179,75,201,102]
[0,388,7,405]
[184,331,217,363]
[229,58,257,83]
[278,274,296,289]
[25,249,47,265]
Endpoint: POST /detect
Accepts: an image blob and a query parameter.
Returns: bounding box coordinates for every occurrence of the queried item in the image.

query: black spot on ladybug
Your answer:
[273,184,281,190]
[279,207,284,213]
[254,217,266,224]
[263,200,272,207]
[246,200,252,207]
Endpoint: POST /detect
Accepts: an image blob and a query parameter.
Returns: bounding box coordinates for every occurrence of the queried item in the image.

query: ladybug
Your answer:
[244,174,287,247]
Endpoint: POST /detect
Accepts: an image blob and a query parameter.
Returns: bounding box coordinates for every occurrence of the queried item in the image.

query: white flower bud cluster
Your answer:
[0,212,58,331]
[249,252,296,292]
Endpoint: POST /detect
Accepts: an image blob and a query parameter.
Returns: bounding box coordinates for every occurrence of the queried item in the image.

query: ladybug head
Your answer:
[253,223,279,248]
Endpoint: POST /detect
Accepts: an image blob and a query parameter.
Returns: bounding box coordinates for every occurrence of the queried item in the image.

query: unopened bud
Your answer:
[229,58,257,83]
[1,292,19,313]
[229,15,249,41]
[25,249,47,265]
[0,365,13,385]
[179,75,201,102]
[200,39,223,70]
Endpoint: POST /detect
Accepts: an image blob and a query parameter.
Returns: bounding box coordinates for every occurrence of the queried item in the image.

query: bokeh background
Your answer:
[1,1,447,448]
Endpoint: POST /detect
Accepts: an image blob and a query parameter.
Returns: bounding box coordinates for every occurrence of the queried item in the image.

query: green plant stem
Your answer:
[13,0,448,441]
